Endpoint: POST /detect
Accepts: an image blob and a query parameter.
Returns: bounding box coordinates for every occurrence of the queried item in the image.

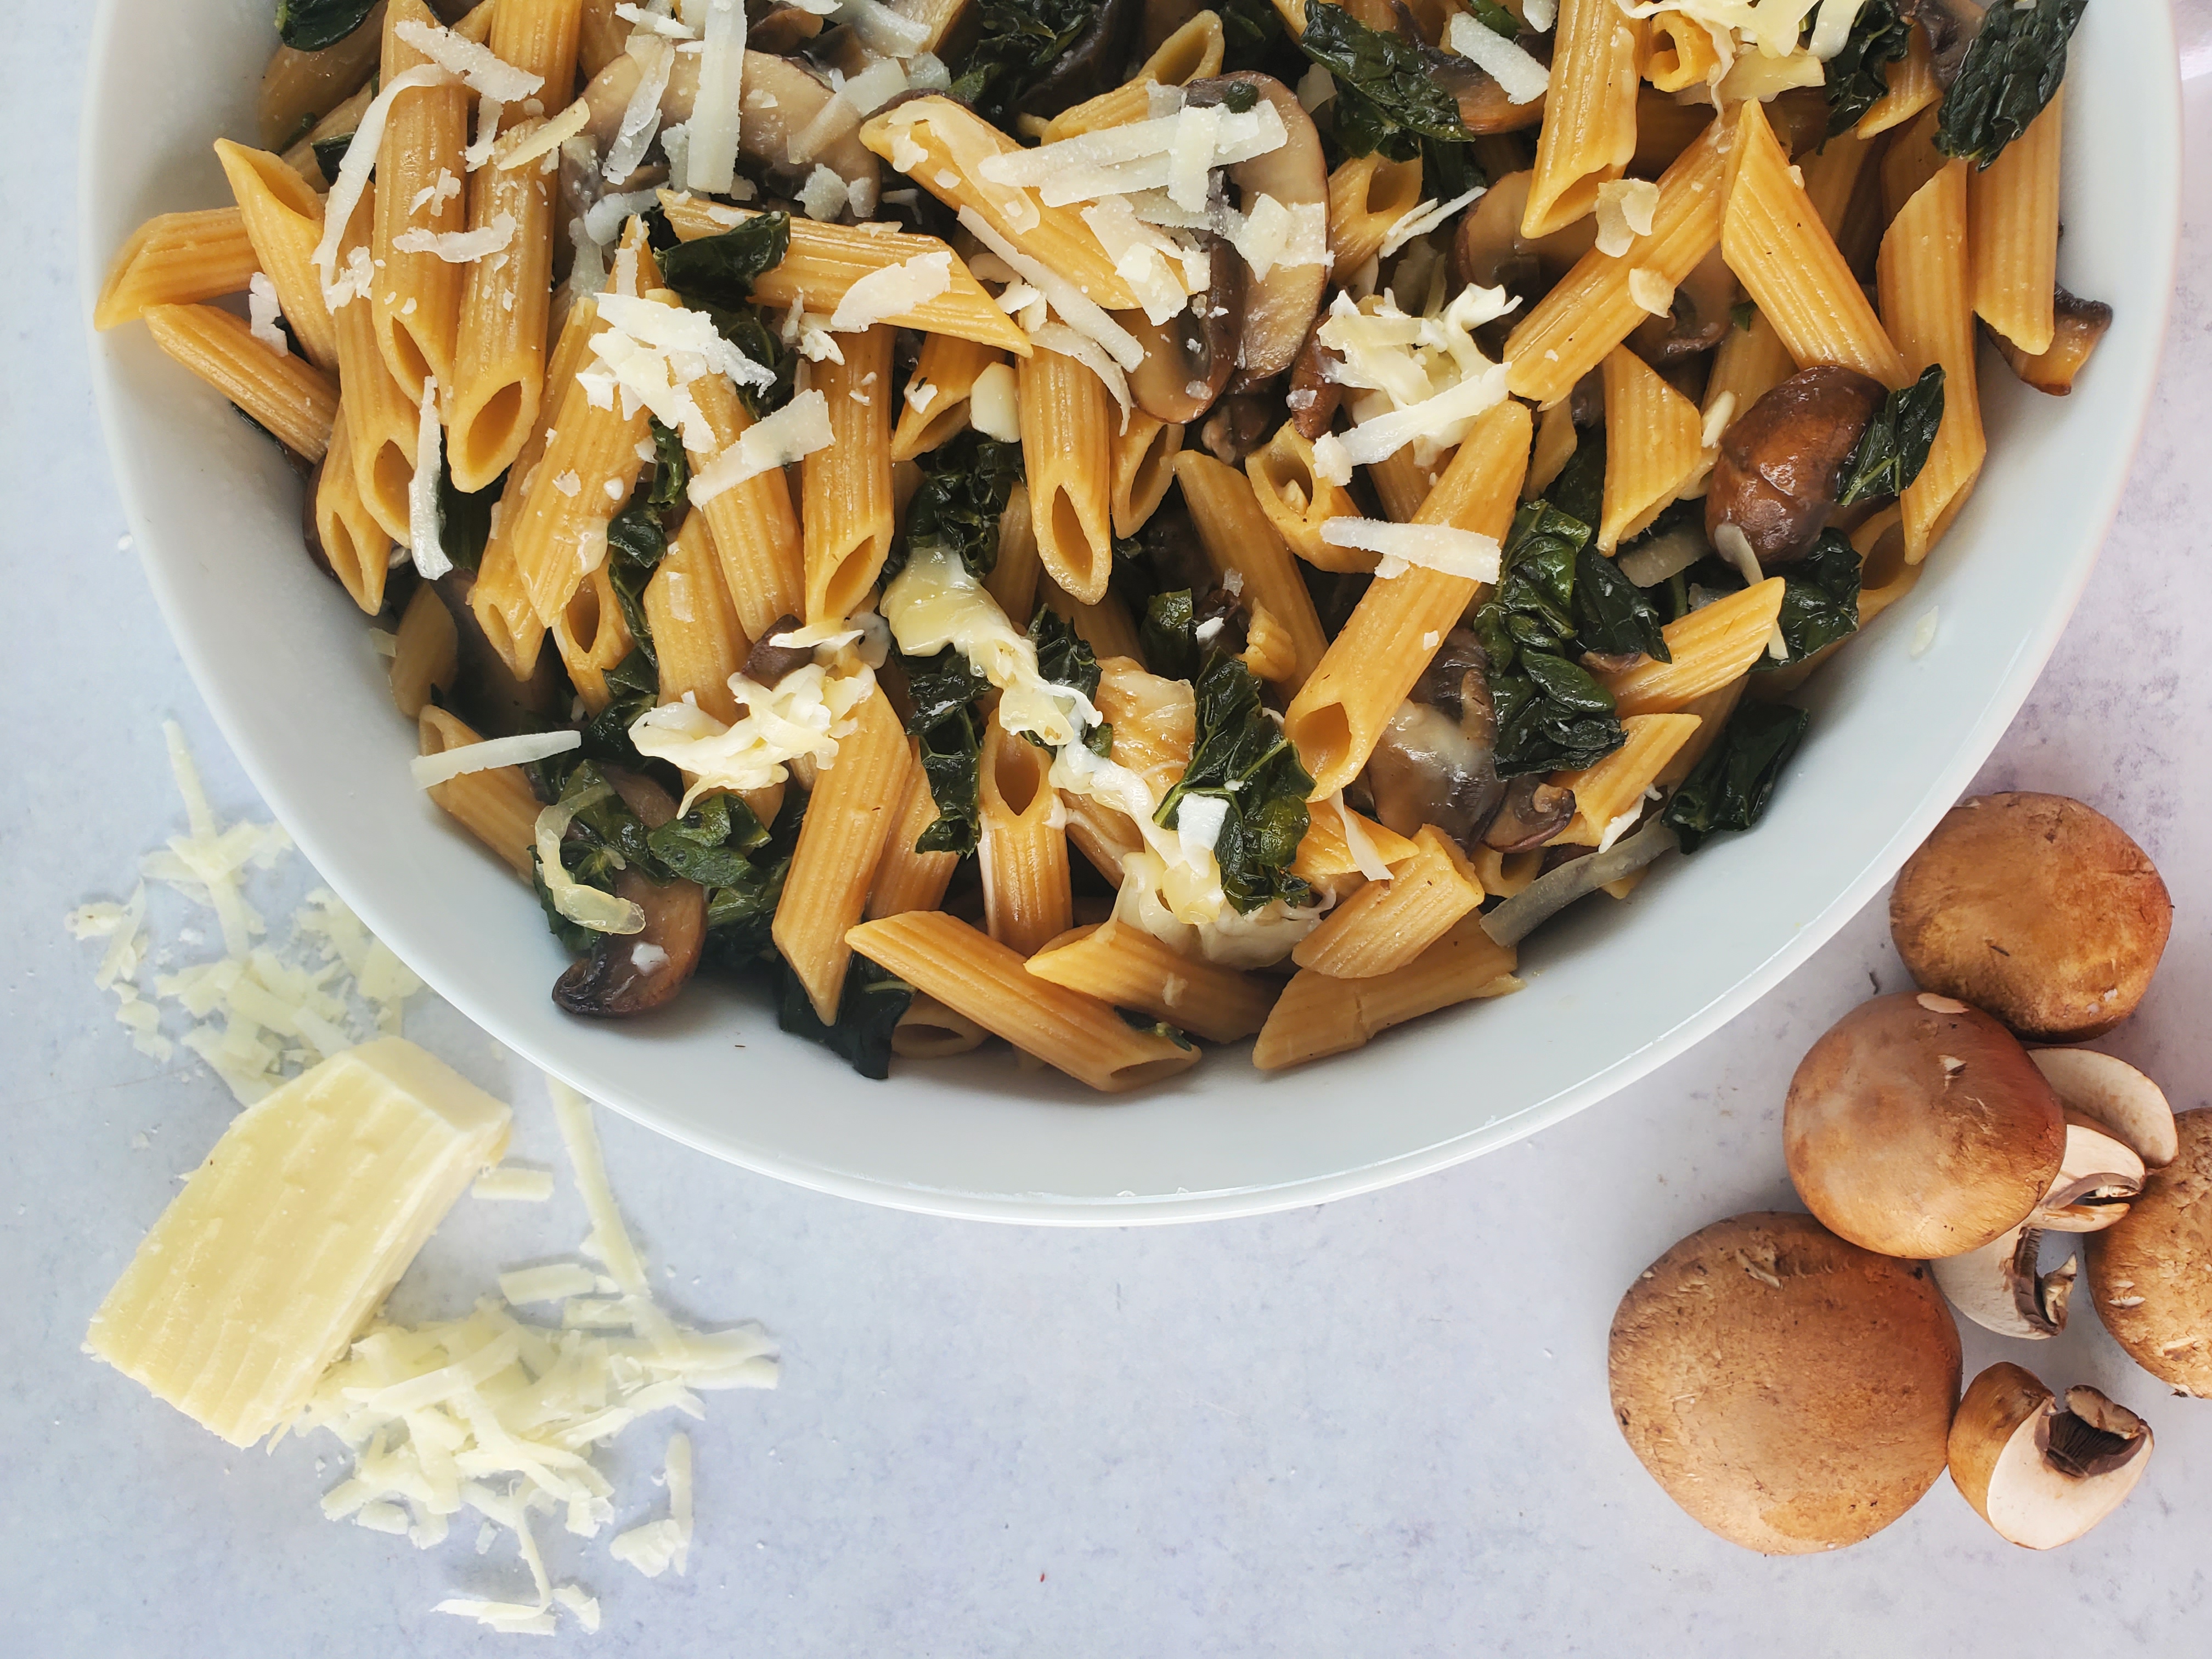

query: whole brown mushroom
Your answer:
[1890,793,2172,1041]
[1609,1212,1960,1555]
[1784,992,2067,1259]
[1704,364,1886,566]
[2087,1109,2212,1396]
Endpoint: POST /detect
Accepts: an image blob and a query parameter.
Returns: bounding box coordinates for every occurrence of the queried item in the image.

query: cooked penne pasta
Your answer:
[1293,825,1486,980]
[1367,446,1449,522]
[1605,578,1786,716]
[488,0,584,118]
[890,335,1002,462]
[1526,398,1578,501]
[577,0,627,77]
[1701,304,1794,431]
[803,324,897,622]
[370,0,471,401]
[977,714,1073,958]
[258,1,387,150]
[389,582,460,719]
[1880,161,1985,563]
[142,303,338,462]
[94,208,259,330]
[1248,426,1365,570]
[1171,451,1328,689]
[1043,10,1226,142]
[891,995,989,1058]
[983,481,1043,626]
[1858,24,1939,137]
[1254,916,1520,1071]
[313,405,396,614]
[418,706,539,879]
[1599,346,1701,552]
[681,369,808,641]
[213,140,337,372]
[1881,105,1948,227]
[325,184,420,543]
[1328,152,1426,276]
[1020,346,1116,606]
[1292,797,1421,895]
[1042,575,1146,664]
[1550,713,1702,845]
[1026,919,1275,1043]
[1970,88,2063,357]
[1111,413,1182,539]
[867,755,962,921]
[1523,0,1644,237]
[446,120,556,493]
[549,565,635,715]
[643,514,749,724]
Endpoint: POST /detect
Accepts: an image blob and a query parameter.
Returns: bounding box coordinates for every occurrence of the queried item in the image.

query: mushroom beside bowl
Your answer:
[80,0,2182,1223]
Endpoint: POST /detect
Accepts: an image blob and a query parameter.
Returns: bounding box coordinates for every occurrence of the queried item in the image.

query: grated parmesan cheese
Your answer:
[956,207,1144,371]
[605,36,677,181]
[410,729,582,788]
[827,249,952,331]
[392,212,517,263]
[246,273,287,355]
[1378,184,1485,259]
[686,389,834,505]
[1319,517,1503,582]
[313,66,455,306]
[628,648,878,807]
[1592,178,1660,258]
[968,362,1020,441]
[408,381,450,578]
[1627,266,1674,316]
[797,162,851,222]
[473,1165,558,1202]
[498,97,590,170]
[1445,13,1553,104]
[394,16,544,102]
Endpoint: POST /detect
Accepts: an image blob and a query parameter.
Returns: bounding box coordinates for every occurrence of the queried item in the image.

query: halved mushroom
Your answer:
[2029,1048,2177,1169]
[1123,236,1245,424]
[1990,289,2113,396]
[1948,1363,2151,1550]
[742,611,815,685]
[2031,1114,2147,1232]
[749,4,824,54]
[1482,776,1576,853]
[1931,1223,2074,1339]
[1628,244,1734,364]
[1705,365,1887,566]
[2087,1108,2212,1395]
[1014,0,1143,121]
[552,767,704,1018]
[1183,75,1330,386]
[1434,54,1548,136]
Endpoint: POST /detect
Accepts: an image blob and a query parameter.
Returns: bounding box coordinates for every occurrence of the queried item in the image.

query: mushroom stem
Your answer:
[1930,1224,2073,1339]
[1948,1363,2151,1550]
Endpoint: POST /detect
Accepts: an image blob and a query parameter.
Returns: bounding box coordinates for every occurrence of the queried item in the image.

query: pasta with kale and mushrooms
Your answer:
[99,0,2105,1086]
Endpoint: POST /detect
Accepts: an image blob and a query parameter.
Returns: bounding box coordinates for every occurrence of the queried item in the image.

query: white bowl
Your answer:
[82,0,2182,1223]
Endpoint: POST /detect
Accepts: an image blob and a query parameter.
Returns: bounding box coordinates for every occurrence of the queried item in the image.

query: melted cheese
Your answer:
[627,654,879,808]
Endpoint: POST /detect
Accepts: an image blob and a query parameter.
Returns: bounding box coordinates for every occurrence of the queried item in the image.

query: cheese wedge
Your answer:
[85,1038,511,1447]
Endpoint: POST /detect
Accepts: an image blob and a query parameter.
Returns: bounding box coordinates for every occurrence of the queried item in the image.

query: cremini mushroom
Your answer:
[1482,776,1576,853]
[1705,364,1887,566]
[1783,992,2067,1259]
[552,768,704,1018]
[1628,245,1734,364]
[1991,289,2114,396]
[1921,0,1990,87]
[1609,1212,1960,1555]
[1930,1223,2075,1339]
[2087,1109,2212,1396]
[2030,1048,2177,1169]
[1890,793,2173,1041]
[1449,171,1596,308]
[1363,630,1509,847]
[1200,393,1276,465]
[2032,1114,2146,1232]
[1014,0,1143,120]
[1948,1363,2151,1549]
[1124,236,1246,424]
[1287,319,1343,439]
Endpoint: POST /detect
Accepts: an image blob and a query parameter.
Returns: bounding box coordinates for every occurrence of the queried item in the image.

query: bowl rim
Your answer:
[80,1,2185,1225]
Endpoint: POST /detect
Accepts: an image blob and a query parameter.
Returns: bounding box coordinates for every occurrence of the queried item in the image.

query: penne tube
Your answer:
[1655,680,1745,789]
[683,369,808,640]
[1293,825,1486,980]
[1631,88,1716,176]
[1026,920,1276,1043]
[212,140,338,371]
[1042,575,1145,664]
[984,481,1043,627]
[388,581,460,719]
[1020,346,1117,606]
[1881,105,1947,229]
[328,183,420,543]
[1968,88,2062,357]
[1253,915,1520,1071]
[844,911,1201,1092]
[258,1,387,149]
[1171,450,1328,689]
[1646,12,1723,93]
[548,564,635,715]
[1723,100,1908,388]
[890,335,1001,462]
[283,83,379,189]
[1248,426,1365,570]
[1526,398,1578,501]
[1800,128,1878,241]
[1328,152,1426,276]
[1858,24,1939,138]
[891,995,989,1058]
[1096,657,1197,799]
[1469,844,1543,898]
[417,706,539,879]
[802,324,896,622]
[775,689,913,1023]
[658,193,1034,356]
[1043,10,1226,141]
[1367,446,1449,522]
[1523,0,1644,236]
[977,714,1074,959]
[142,303,338,463]
[1549,713,1702,844]
[1701,304,1794,432]
[1505,111,1733,407]
[643,514,750,724]
[1599,346,1702,551]
[1292,797,1421,893]
[447,119,556,493]
[94,207,259,330]
[1239,603,1299,685]
[488,0,585,120]
[1852,504,1923,627]
[1110,412,1182,539]
[371,0,470,401]
[1282,400,1531,798]
[866,753,962,920]
[1880,161,1985,563]
[1604,577,1785,715]
[313,404,396,614]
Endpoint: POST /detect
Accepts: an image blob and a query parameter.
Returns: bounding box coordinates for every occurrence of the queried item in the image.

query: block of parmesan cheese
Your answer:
[85,1038,512,1447]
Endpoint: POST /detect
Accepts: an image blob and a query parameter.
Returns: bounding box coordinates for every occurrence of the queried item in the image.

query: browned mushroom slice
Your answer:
[1990,290,2113,396]
[1450,170,1595,307]
[742,612,815,685]
[1288,319,1343,439]
[750,5,824,54]
[1122,236,1245,424]
[554,865,706,1016]
[1705,364,1887,566]
[1200,394,1276,465]
[1015,0,1144,120]
[1628,244,1734,364]
[1482,776,1576,852]
[1432,53,1548,135]
[1364,629,1509,847]
[1922,0,1990,87]
[1183,74,1329,385]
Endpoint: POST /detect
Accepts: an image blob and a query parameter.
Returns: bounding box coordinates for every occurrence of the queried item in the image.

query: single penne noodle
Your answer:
[1969,88,2063,357]
[488,0,584,119]
[1798,128,1876,241]
[1880,161,1986,563]
[984,481,1043,625]
[1852,504,1924,627]
[548,564,635,716]
[213,140,337,371]
[509,324,652,627]
[1881,105,1947,230]
[370,0,470,400]
[1366,445,1449,522]
[1525,398,1578,500]
[1095,657,1195,800]
[1857,23,1939,138]
[1505,111,1733,406]
[328,184,419,543]
[891,995,989,1059]
[257,0,387,149]
[1042,575,1145,664]
[1599,346,1701,551]
[775,689,913,1024]
[1293,825,1487,980]
[313,404,395,614]
[1469,844,1544,898]
[867,752,962,921]
[142,303,338,462]
[1171,450,1328,689]
[1283,400,1531,798]
[644,514,749,725]
[418,706,539,878]
[658,193,1033,355]
[447,119,556,493]
[1293,797,1420,889]
[1550,713,1703,844]
[1645,12,1722,93]
[1253,915,1520,1071]
[1043,9,1225,141]
[1702,304,1795,431]
[803,324,896,622]
[1604,577,1785,715]
[1723,100,1908,387]
[282,83,378,188]
[1021,346,1116,606]
[977,714,1073,960]
[1248,426,1365,570]
[682,369,807,641]
[844,911,1201,1092]
[890,335,1001,462]
[1656,680,1745,789]
[1110,413,1182,539]
[1523,0,1644,237]
[389,582,459,718]
[94,207,259,330]
[1027,919,1276,1043]
[1328,152,1426,276]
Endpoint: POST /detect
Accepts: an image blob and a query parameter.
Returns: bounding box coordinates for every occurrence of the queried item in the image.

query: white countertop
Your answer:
[6,9,2210,1655]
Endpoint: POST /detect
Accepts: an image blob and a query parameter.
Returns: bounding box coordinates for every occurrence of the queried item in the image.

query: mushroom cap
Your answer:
[1889,793,2172,1041]
[1784,993,2066,1259]
[1705,364,1886,566]
[2087,1108,2212,1395]
[1609,1212,1960,1555]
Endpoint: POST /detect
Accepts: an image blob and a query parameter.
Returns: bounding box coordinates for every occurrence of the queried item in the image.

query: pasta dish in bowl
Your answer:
[83,0,2177,1217]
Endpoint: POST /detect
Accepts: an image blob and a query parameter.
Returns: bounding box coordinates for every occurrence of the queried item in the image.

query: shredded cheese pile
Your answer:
[1311,285,1519,484]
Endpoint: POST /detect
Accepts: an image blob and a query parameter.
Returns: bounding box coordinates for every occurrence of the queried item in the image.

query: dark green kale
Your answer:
[1836,365,1945,505]
[949,0,1102,127]
[1661,701,1811,851]
[1141,589,1200,682]
[775,956,915,1081]
[601,417,690,667]
[646,791,772,885]
[1822,0,1916,137]
[310,132,356,184]
[435,455,502,575]
[899,648,992,855]
[1028,603,1110,754]
[655,213,795,415]
[528,761,662,950]
[1574,541,1673,663]
[882,430,1024,584]
[578,648,659,767]
[1753,529,1861,671]
[275,0,379,52]
[1935,0,2086,167]
[1155,654,1314,913]
[1220,81,1260,113]
[1296,0,1477,165]
[699,791,803,970]
[1120,1010,1197,1049]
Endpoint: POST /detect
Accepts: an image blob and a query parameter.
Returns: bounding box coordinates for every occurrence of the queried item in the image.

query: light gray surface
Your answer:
[6,7,2211,1655]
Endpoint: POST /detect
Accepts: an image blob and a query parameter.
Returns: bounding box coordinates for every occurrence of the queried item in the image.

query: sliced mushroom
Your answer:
[749,5,824,54]
[1449,171,1597,308]
[743,612,814,685]
[582,48,881,199]
[2029,1048,2177,1169]
[2029,1114,2147,1233]
[1015,0,1143,120]
[432,568,568,734]
[1990,289,2113,396]
[1137,503,1215,594]
[1200,393,1276,465]
[1948,1363,2151,1550]
[1123,236,1246,424]
[1932,1223,2075,1339]
[1482,776,1576,852]
[1922,0,1990,89]
[1184,75,1330,386]
[553,864,706,1016]
[1705,364,1887,566]
[1629,244,1734,364]
[1288,319,1343,440]
[1432,43,1548,135]
[1363,630,1511,847]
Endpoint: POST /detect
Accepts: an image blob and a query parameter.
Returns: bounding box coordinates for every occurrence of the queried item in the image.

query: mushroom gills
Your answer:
[1948,1362,2151,1550]
[1930,1223,2073,1338]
